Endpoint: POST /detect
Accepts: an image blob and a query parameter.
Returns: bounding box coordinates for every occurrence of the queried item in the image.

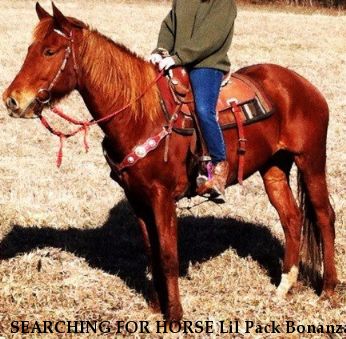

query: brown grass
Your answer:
[0,0,345,338]
[238,0,346,11]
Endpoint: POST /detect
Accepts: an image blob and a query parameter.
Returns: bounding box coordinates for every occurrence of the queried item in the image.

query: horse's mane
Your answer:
[34,18,160,121]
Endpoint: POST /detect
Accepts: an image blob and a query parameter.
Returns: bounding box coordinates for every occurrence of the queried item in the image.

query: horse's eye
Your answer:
[43,48,55,57]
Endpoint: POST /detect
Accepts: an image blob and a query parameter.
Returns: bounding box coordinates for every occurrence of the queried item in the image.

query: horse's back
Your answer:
[236,63,328,119]
[235,63,329,154]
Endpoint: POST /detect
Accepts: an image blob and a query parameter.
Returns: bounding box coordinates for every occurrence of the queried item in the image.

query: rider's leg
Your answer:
[189,67,229,198]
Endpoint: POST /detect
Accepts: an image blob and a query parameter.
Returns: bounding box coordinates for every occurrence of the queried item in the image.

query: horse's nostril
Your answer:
[6,96,19,110]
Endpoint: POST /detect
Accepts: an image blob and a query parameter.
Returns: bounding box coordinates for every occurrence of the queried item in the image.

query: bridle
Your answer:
[36,29,79,107]
[20,28,78,117]
[26,26,168,169]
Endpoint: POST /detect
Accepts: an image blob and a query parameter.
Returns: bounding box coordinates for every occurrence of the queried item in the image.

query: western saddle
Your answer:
[157,67,273,184]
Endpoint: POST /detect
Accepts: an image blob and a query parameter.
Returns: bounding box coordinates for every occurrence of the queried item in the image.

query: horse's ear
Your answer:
[36,2,51,21]
[52,2,72,34]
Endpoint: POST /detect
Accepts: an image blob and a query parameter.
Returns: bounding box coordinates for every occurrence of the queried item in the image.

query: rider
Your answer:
[150,0,237,199]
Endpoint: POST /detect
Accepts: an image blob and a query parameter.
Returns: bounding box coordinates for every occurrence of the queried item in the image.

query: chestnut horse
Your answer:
[3,3,337,321]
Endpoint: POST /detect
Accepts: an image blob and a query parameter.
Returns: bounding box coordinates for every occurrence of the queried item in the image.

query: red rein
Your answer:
[39,106,90,167]
[39,71,164,167]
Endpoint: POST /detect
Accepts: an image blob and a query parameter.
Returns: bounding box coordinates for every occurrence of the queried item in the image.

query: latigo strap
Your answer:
[230,101,246,185]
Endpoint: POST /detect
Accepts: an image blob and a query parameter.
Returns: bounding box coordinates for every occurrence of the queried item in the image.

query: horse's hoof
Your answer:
[320,289,343,308]
[276,281,291,299]
[320,289,334,299]
[276,266,298,298]
[320,279,339,299]
[165,304,183,322]
[147,288,161,314]
[276,288,288,299]
[148,300,161,314]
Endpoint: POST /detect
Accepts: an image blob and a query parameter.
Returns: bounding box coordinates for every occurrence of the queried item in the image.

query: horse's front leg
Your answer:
[147,185,182,321]
[136,216,162,313]
[124,194,161,313]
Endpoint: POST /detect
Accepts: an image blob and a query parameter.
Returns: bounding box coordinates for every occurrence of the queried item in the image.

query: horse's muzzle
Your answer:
[3,91,40,119]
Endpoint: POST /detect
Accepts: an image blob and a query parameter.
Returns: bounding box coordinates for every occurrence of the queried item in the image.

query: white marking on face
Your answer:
[54,29,68,38]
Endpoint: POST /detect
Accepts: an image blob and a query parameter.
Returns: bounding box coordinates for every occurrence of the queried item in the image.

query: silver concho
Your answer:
[127,156,135,164]
[148,139,157,148]
[134,146,147,158]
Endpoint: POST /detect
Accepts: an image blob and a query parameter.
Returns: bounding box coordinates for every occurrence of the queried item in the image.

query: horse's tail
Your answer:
[297,171,322,288]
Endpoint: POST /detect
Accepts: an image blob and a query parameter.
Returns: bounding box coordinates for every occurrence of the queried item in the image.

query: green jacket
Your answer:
[156,0,237,73]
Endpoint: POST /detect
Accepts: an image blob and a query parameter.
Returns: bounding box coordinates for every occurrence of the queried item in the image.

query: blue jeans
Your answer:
[189,68,226,164]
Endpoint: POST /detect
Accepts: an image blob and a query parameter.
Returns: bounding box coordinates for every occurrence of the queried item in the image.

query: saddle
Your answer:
[157,67,273,184]
[158,67,272,133]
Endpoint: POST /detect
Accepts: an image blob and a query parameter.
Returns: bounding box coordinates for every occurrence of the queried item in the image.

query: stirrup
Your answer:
[196,155,211,189]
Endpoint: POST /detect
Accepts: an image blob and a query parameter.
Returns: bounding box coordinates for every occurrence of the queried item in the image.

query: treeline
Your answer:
[240,0,345,9]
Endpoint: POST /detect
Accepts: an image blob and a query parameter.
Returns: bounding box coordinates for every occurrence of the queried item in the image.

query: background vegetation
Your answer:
[239,0,345,9]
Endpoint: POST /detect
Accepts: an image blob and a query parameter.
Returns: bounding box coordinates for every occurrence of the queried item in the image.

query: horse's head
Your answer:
[3,2,86,118]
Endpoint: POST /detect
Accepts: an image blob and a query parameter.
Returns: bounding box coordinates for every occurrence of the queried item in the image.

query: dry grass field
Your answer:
[0,0,345,338]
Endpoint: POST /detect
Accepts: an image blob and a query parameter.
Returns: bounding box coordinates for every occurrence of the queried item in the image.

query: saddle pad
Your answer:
[173,96,273,135]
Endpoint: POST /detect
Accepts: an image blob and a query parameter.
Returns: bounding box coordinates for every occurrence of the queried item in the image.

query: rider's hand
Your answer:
[149,53,163,65]
[158,56,175,71]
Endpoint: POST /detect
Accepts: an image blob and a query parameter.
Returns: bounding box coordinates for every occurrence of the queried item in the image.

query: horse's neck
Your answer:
[77,30,162,158]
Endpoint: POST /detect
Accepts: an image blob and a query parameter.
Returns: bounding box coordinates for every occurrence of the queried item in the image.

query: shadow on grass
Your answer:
[0,199,284,300]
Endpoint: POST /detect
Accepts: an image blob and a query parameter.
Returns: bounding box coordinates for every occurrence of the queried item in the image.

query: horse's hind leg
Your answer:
[295,153,337,295]
[260,153,301,296]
